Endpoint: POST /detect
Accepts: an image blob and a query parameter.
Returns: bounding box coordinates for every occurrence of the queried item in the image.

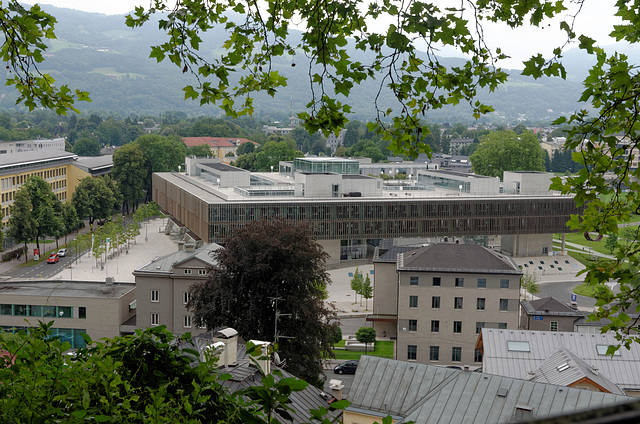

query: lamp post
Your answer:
[459,184,462,196]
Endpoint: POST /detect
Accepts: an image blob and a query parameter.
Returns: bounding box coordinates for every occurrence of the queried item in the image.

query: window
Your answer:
[477,298,485,310]
[432,296,440,309]
[78,307,86,319]
[429,346,439,361]
[452,347,462,362]
[409,296,418,308]
[183,292,191,305]
[431,320,440,332]
[453,321,462,333]
[198,269,207,275]
[454,297,463,309]
[410,276,419,286]
[477,278,486,288]
[507,341,530,352]
[183,315,192,328]
[474,348,483,362]
[184,269,192,274]
[407,345,417,360]
[151,313,159,326]
[596,345,621,356]
[455,277,464,287]
[432,277,441,286]
[499,299,509,311]
[151,290,159,303]
[476,322,484,334]
[498,323,508,329]
[408,319,417,332]
[514,407,533,421]
[550,321,559,332]
[500,279,510,289]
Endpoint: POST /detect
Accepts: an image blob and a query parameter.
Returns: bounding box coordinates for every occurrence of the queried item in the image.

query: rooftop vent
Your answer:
[497,388,508,397]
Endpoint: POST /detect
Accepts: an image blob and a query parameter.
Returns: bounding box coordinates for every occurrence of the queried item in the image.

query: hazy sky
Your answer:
[28,0,623,69]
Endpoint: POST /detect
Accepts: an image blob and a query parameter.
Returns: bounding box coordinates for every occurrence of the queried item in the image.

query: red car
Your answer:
[47,253,59,264]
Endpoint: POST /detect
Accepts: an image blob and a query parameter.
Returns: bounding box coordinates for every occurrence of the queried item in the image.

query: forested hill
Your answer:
[0,5,632,123]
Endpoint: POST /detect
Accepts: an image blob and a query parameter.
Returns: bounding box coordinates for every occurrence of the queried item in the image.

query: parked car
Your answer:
[333,360,359,375]
[57,248,68,257]
[47,253,59,264]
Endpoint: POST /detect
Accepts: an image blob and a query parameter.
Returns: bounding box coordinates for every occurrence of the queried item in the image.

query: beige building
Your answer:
[369,243,521,367]
[0,280,135,348]
[133,242,222,336]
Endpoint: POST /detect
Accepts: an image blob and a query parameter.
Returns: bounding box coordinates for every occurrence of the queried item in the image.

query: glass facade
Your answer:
[1,326,86,348]
[293,158,360,174]
[1,304,74,318]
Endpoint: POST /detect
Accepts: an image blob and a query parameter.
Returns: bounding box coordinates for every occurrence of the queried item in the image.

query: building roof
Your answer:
[397,244,521,275]
[522,297,583,317]
[186,331,339,424]
[348,356,630,424]
[133,243,222,275]
[72,155,113,174]
[200,162,248,173]
[527,346,624,395]
[0,150,76,168]
[374,245,422,263]
[182,136,256,147]
[478,328,640,392]
[0,281,134,299]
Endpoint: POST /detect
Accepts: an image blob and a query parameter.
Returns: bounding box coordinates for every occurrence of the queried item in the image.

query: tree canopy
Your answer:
[188,219,338,386]
[470,130,545,178]
[72,176,116,229]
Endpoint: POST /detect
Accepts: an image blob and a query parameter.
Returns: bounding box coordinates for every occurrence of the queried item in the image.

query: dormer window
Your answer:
[184,269,192,274]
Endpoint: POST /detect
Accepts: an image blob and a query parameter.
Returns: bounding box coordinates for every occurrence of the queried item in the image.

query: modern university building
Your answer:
[152,157,582,265]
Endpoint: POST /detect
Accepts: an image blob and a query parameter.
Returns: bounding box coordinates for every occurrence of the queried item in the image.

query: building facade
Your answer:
[371,243,521,367]
[0,280,136,348]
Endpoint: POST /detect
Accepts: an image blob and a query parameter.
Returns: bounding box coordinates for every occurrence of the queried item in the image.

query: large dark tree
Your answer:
[189,219,338,386]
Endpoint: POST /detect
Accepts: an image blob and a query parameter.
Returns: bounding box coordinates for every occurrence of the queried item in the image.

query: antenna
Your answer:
[269,295,293,344]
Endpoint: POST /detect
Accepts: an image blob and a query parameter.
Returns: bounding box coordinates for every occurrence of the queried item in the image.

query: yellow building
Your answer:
[0,151,113,226]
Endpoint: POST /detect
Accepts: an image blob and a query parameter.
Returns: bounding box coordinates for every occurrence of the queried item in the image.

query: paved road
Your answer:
[322,369,356,399]
[337,316,367,336]
[538,280,596,310]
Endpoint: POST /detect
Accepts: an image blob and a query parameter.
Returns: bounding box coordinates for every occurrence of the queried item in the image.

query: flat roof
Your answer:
[73,155,113,172]
[0,281,134,299]
[200,162,247,172]
[0,150,77,167]
[422,169,495,178]
[295,157,357,162]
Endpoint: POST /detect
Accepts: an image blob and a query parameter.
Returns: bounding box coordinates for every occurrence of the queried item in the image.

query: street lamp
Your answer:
[459,184,462,196]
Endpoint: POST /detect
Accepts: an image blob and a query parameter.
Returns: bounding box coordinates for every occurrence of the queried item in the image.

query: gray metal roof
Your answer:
[133,243,222,275]
[0,149,76,166]
[374,245,421,263]
[398,244,521,275]
[479,329,640,391]
[72,155,113,173]
[348,356,630,424]
[527,346,624,395]
[521,297,584,317]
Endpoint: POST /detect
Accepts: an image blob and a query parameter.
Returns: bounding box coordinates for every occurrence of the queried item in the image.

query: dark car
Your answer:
[47,253,59,264]
[333,360,359,375]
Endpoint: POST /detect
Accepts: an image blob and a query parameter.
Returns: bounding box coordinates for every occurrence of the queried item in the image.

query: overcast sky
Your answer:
[28,0,623,69]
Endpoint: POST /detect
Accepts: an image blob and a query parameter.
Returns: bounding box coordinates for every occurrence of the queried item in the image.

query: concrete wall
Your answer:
[503,171,553,195]
[501,233,553,257]
[341,177,382,197]
[295,173,342,197]
[317,239,341,266]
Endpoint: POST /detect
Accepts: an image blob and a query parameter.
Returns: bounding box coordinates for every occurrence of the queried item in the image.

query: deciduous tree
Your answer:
[113,144,146,214]
[23,176,61,252]
[189,219,338,386]
[470,130,545,178]
[7,189,35,262]
[355,327,376,355]
[72,177,115,230]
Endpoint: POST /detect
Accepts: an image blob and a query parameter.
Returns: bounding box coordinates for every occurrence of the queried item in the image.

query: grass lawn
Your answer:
[330,340,394,360]
[574,283,613,298]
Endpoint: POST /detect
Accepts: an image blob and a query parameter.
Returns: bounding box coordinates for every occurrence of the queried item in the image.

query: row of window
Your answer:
[410,296,513,311]
[2,326,86,348]
[410,276,510,288]
[0,304,86,319]
[150,313,193,329]
[407,345,483,363]
[408,320,508,334]
[150,290,193,304]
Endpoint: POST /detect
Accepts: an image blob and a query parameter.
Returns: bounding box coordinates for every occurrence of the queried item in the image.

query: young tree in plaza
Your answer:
[188,219,339,386]
[350,267,363,305]
[355,327,376,355]
[361,274,373,311]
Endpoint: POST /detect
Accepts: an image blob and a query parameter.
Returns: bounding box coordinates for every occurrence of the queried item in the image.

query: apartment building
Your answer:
[370,243,521,367]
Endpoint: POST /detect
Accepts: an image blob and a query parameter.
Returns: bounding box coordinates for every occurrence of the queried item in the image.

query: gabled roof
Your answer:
[133,243,222,275]
[374,245,421,263]
[478,329,640,392]
[527,346,624,395]
[348,356,630,424]
[397,243,521,275]
[521,297,584,317]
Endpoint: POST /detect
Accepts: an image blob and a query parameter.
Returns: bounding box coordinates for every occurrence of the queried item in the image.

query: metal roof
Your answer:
[348,356,630,424]
[479,329,640,391]
[397,244,521,275]
[0,280,134,299]
[133,243,222,274]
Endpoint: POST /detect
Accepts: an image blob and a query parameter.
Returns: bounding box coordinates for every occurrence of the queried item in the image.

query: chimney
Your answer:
[210,328,239,367]
[329,379,344,400]
[178,240,185,251]
[185,242,195,252]
[249,340,271,375]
